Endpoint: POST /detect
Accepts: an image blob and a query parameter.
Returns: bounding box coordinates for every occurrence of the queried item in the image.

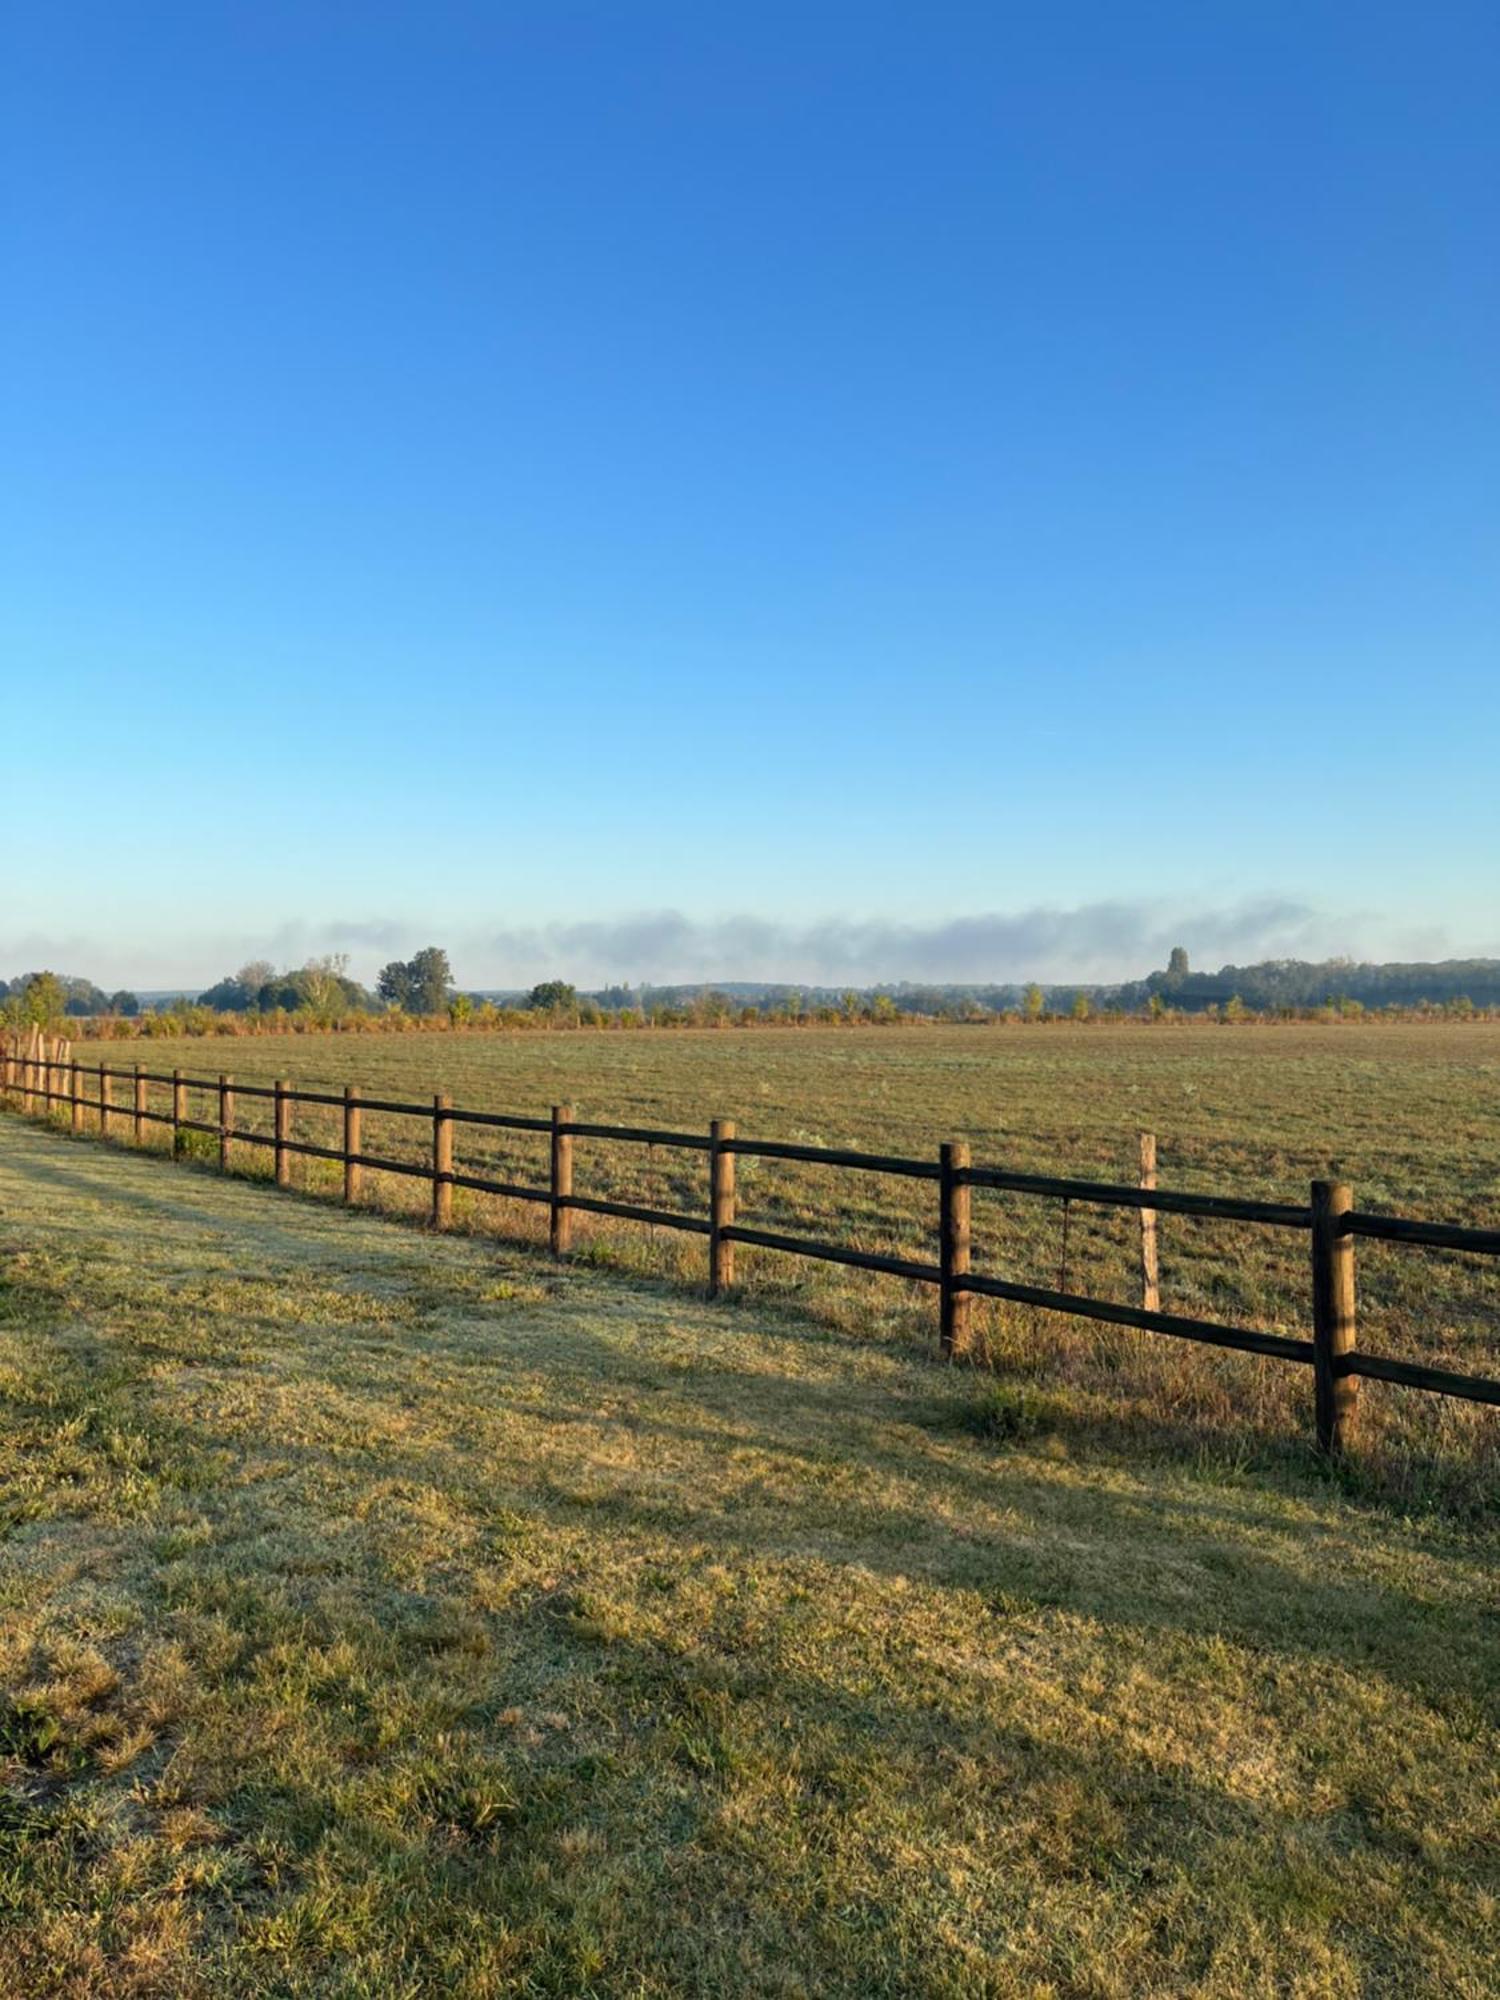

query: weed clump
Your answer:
[963,1381,1066,1443]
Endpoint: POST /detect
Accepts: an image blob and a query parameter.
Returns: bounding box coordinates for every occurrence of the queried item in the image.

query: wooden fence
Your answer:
[3,1028,1499,1458]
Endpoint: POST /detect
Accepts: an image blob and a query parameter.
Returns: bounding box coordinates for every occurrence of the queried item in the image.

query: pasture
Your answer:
[2,1114,1498,1996]
[73,1021,1500,1514]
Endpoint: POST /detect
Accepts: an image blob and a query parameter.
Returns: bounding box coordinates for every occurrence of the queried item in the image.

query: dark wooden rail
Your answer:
[4,1032,1499,1454]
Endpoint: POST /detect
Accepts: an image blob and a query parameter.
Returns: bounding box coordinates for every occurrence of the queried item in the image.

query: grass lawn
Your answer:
[2,1114,1497,1996]
[72,1022,1500,1515]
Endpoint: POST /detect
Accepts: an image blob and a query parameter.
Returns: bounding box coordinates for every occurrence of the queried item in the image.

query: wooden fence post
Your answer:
[344,1085,362,1204]
[219,1074,234,1173]
[1311,1180,1358,1456]
[133,1065,145,1145]
[1139,1132,1160,1313]
[709,1118,736,1296]
[550,1104,574,1256]
[432,1091,453,1228]
[71,1059,84,1133]
[172,1069,187,1157]
[940,1140,972,1357]
[274,1081,291,1186]
[21,1036,33,1115]
[99,1063,113,1138]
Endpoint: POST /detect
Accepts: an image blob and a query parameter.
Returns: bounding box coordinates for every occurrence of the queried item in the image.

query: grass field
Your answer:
[72,1022,1500,1515]
[2,1114,1498,1997]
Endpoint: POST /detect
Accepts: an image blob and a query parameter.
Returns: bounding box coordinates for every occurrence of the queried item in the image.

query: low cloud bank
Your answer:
[5,898,1460,994]
[466,899,1329,987]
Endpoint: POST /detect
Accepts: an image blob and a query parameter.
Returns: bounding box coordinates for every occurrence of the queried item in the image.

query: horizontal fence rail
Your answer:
[3,1029,1499,1457]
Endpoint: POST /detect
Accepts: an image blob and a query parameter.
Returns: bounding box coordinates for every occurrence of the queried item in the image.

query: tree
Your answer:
[408,948,452,1014]
[299,955,353,1023]
[527,980,578,1013]
[1023,982,1044,1021]
[62,980,109,1016]
[108,990,140,1018]
[377,948,453,1016]
[1165,947,1190,987]
[21,972,65,1026]
[1071,991,1091,1021]
[376,960,413,1010]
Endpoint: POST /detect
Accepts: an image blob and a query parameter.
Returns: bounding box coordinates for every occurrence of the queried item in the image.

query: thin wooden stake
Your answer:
[940,1140,972,1357]
[274,1080,291,1186]
[709,1118,736,1296]
[99,1063,112,1138]
[72,1058,84,1134]
[1139,1132,1160,1313]
[344,1085,363,1204]
[550,1104,574,1256]
[432,1091,453,1228]
[172,1069,187,1156]
[133,1065,145,1145]
[1312,1179,1358,1456]
[219,1074,234,1172]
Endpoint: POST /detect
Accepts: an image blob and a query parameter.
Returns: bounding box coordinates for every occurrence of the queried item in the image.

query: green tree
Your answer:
[1023,983,1044,1021]
[527,980,578,1014]
[376,960,413,1010]
[300,954,351,1024]
[378,948,454,1016]
[1071,991,1091,1021]
[407,948,453,1014]
[21,972,65,1027]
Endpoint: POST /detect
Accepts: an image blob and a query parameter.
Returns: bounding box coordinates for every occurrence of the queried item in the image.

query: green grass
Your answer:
[1,1115,1497,1996]
[73,1021,1500,1515]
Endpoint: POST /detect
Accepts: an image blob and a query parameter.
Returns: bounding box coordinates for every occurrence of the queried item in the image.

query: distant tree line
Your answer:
[6,947,1500,1037]
[0,972,139,1022]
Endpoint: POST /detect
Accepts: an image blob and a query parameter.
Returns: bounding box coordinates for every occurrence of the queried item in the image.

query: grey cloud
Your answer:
[470,897,1333,987]
[4,899,1458,993]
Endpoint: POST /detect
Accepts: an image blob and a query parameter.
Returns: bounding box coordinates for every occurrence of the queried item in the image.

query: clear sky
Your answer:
[3,3,1496,990]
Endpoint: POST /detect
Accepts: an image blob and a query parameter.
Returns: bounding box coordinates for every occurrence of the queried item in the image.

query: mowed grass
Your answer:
[75,1023,1500,1515]
[2,1117,1498,1998]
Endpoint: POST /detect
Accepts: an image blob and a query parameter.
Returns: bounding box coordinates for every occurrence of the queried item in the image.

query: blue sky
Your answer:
[3,2,1496,989]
